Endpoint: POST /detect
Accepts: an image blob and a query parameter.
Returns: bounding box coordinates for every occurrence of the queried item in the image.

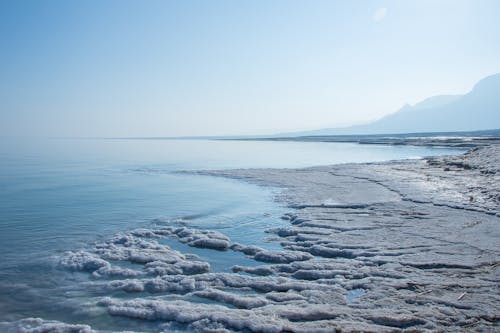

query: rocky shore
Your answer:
[195,144,499,332]
[3,144,498,333]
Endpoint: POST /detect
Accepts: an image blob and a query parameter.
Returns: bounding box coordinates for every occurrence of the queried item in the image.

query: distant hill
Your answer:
[281,73,500,136]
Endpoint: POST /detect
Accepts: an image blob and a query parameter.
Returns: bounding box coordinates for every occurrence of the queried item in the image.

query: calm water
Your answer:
[0,138,463,329]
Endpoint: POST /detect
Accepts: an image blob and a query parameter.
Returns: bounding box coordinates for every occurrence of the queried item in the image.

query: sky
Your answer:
[1,0,500,137]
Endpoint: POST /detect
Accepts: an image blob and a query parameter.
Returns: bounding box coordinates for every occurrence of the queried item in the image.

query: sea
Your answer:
[0,138,463,331]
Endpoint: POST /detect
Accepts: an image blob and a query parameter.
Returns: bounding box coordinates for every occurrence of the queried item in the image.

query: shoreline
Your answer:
[225,129,500,149]
[1,142,498,332]
[202,144,499,215]
[196,143,499,331]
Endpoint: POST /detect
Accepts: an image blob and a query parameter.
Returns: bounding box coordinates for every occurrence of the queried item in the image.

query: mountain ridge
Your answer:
[277,73,500,137]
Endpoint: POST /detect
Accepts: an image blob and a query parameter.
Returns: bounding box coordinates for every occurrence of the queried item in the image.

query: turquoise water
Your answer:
[0,138,463,329]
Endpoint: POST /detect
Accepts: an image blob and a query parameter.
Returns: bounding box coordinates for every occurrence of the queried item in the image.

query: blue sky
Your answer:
[1,0,499,137]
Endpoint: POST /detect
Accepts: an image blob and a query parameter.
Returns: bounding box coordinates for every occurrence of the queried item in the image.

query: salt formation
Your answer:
[0,318,94,333]
[13,145,499,332]
[156,226,231,250]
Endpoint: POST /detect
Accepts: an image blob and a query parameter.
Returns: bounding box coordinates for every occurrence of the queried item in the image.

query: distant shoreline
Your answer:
[224,128,500,149]
[78,128,500,149]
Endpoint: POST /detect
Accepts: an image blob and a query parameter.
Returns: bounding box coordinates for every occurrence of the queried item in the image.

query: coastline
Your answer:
[1,142,498,332]
[196,143,499,331]
[227,128,500,148]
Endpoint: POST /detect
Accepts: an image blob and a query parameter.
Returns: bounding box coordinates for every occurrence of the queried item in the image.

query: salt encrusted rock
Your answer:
[0,318,95,333]
[193,288,269,309]
[145,260,210,276]
[366,314,427,328]
[158,226,231,250]
[188,238,229,251]
[59,251,109,272]
[230,243,313,263]
[309,245,357,259]
[230,243,263,255]
[107,276,200,294]
[129,228,160,238]
[96,298,287,332]
[253,250,313,263]
[92,234,184,264]
[291,269,341,280]
[186,319,232,333]
[93,265,143,278]
[266,227,298,237]
[60,230,212,280]
[232,265,275,276]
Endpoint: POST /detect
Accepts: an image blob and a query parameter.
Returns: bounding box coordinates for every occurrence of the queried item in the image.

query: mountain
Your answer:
[283,73,500,136]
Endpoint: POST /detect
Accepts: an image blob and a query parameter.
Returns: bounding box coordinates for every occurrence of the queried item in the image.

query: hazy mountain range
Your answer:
[280,73,500,137]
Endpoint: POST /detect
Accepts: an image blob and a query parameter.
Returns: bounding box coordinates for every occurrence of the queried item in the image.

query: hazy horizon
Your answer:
[1,0,500,137]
